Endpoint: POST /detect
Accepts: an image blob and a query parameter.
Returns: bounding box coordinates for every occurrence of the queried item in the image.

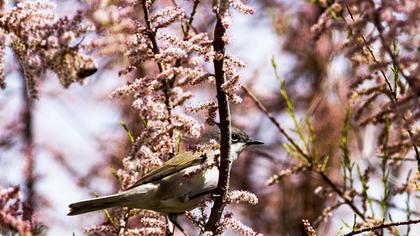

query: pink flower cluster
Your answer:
[226,190,258,205]
[0,186,31,236]
[87,0,137,55]
[229,0,256,15]
[152,6,186,29]
[0,0,96,98]
[220,213,262,236]
[88,0,259,234]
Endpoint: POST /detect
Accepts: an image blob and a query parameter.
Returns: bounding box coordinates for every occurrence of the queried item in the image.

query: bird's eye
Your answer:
[231,133,239,143]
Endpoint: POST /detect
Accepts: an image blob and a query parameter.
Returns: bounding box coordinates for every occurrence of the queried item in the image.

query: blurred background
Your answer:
[1,0,419,235]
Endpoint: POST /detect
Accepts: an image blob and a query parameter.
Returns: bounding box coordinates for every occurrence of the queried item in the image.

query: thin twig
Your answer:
[242,85,309,160]
[243,85,366,220]
[173,0,200,78]
[319,172,365,220]
[141,0,174,147]
[343,4,393,96]
[313,201,345,226]
[369,3,420,172]
[356,193,420,217]
[183,0,200,38]
[341,218,420,236]
[370,8,417,93]
[345,3,420,172]
[376,156,419,162]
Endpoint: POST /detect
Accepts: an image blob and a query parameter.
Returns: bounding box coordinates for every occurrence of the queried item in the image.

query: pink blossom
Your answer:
[221,214,262,236]
[229,0,255,15]
[152,6,186,29]
[227,190,259,205]
[0,186,32,236]
[0,0,96,97]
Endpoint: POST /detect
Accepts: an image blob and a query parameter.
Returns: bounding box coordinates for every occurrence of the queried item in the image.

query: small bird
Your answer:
[67,127,263,233]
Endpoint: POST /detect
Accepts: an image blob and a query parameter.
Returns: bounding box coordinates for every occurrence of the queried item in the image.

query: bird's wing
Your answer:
[127,151,207,189]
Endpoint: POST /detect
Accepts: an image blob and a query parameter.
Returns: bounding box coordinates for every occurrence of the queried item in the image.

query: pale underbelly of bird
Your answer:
[112,166,219,213]
[68,160,220,216]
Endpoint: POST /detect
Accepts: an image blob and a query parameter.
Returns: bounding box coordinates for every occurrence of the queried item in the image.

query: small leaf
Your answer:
[119,120,135,143]
[110,167,120,181]
[138,116,148,127]
[176,132,183,153]
[320,155,329,171]
[103,209,116,226]
[340,218,351,229]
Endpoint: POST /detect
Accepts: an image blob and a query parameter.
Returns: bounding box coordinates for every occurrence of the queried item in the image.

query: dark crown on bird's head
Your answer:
[200,126,263,146]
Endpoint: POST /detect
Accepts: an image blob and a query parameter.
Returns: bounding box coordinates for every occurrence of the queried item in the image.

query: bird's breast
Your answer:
[151,165,219,213]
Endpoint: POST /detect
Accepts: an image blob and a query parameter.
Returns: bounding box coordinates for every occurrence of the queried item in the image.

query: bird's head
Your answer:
[230,127,263,158]
[198,126,263,161]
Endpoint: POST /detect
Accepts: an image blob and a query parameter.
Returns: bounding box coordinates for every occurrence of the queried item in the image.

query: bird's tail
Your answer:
[68,193,127,216]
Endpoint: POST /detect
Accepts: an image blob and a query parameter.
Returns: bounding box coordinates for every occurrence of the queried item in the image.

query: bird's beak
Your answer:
[246,138,264,145]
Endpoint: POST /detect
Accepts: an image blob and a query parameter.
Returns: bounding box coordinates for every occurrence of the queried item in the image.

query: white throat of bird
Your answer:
[230,141,247,162]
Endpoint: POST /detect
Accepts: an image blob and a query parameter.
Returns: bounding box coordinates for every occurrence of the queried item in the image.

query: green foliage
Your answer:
[110,167,120,181]
[138,116,148,128]
[176,132,183,153]
[103,209,116,227]
[391,41,400,97]
[119,120,135,143]
[305,116,318,165]
[320,155,330,172]
[356,165,374,217]
[340,218,352,229]
[381,118,391,218]
[92,192,116,227]
[272,56,319,165]
[341,109,354,191]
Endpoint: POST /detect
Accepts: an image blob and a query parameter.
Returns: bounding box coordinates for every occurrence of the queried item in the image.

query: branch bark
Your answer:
[141,0,174,151]
[341,218,420,236]
[242,86,308,160]
[205,1,232,232]
[21,71,35,233]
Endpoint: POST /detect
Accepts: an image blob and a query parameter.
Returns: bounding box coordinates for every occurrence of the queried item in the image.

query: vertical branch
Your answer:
[141,0,174,148]
[205,1,232,232]
[0,0,5,89]
[21,73,35,232]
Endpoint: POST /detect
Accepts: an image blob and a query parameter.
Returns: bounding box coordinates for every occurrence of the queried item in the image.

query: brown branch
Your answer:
[21,71,35,232]
[343,4,394,96]
[344,3,420,171]
[182,0,200,38]
[204,1,232,232]
[242,85,309,160]
[319,172,365,220]
[370,7,418,94]
[174,0,200,77]
[341,218,420,236]
[242,86,367,220]
[406,128,420,173]
[367,4,420,172]
[313,201,345,226]
[141,0,174,147]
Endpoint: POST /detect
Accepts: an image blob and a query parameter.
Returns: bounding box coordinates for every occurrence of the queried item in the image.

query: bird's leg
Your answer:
[168,213,188,236]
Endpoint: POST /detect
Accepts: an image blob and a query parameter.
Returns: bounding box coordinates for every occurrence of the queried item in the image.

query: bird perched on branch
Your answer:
[68,127,263,234]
